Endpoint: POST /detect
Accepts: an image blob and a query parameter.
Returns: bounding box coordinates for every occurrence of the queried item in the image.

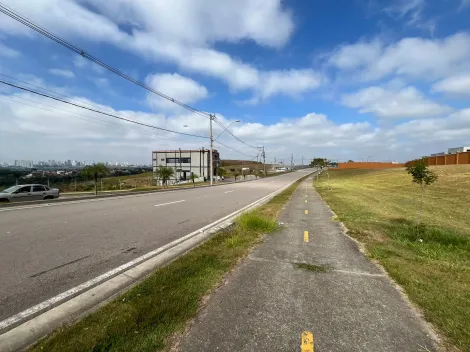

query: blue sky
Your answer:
[1,0,470,164]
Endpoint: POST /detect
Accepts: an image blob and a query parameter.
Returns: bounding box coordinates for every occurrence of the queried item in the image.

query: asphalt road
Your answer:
[0,171,311,321]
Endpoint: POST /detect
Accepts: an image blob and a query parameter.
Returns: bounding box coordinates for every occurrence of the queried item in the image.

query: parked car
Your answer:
[0,184,60,203]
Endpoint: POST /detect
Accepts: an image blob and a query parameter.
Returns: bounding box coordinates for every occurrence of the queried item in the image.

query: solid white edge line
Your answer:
[154,200,185,207]
[0,173,309,333]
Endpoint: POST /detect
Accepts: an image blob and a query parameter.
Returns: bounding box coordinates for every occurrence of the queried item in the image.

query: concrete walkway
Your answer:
[179,176,438,352]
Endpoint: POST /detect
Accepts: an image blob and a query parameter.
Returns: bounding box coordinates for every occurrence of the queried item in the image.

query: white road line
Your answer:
[154,200,185,207]
[224,190,234,194]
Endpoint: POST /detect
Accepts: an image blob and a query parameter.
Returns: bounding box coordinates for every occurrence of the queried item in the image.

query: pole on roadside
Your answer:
[209,113,214,186]
[74,178,77,192]
[262,146,266,177]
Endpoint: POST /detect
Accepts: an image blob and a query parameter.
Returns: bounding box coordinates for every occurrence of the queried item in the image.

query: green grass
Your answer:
[294,263,328,272]
[29,176,307,352]
[315,166,470,351]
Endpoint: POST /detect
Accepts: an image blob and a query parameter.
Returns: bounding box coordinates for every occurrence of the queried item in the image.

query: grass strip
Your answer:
[29,176,307,352]
[315,167,470,351]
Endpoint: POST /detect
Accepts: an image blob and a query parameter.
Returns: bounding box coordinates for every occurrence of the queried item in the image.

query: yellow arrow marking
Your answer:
[301,331,314,352]
[305,210,308,215]
[304,231,309,242]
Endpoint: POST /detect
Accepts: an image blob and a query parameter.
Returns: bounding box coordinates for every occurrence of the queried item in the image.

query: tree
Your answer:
[217,167,227,179]
[242,169,247,181]
[81,164,109,196]
[406,158,438,226]
[233,169,241,181]
[310,158,326,168]
[189,173,199,187]
[155,166,174,188]
[347,160,354,163]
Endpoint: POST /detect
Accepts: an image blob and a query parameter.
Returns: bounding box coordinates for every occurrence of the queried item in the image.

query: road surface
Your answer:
[0,171,311,321]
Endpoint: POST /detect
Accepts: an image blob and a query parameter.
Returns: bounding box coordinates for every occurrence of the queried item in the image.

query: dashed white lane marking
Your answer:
[154,200,186,207]
[224,190,234,194]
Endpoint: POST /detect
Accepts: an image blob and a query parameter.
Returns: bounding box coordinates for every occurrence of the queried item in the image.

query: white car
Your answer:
[0,184,60,203]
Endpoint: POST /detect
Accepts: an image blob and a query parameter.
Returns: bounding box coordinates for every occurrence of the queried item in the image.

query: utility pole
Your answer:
[262,146,266,177]
[302,156,304,169]
[209,113,214,186]
[256,150,259,178]
[291,153,294,170]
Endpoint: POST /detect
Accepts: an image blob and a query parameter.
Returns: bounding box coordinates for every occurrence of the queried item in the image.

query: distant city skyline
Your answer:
[0,158,151,168]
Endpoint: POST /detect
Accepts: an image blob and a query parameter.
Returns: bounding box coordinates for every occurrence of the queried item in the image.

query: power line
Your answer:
[0,73,206,141]
[0,3,262,152]
[214,140,258,158]
[0,3,210,119]
[0,73,132,117]
[0,80,209,139]
[213,118,257,149]
[0,93,201,142]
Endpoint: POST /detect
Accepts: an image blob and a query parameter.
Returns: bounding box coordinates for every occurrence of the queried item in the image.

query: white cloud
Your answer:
[328,39,382,71]
[432,74,470,96]
[0,0,322,101]
[2,85,469,163]
[459,0,470,9]
[144,73,209,111]
[328,33,470,82]
[387,108,470,142]
[0,42,20,58]
[257,69,323,100]
[384,0,425,20]
[73,56,106,74]
[48,68,75,78]
[342,85,453,119]
[90,77,109,88]
[84,0,294,48]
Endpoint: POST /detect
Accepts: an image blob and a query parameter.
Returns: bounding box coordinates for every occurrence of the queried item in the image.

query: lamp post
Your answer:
[185,118,241,186]
[214,120,241,141]
[212,119,240,184]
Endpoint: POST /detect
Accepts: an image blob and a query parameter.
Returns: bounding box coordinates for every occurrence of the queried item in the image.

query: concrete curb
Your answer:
[0,174,308,352]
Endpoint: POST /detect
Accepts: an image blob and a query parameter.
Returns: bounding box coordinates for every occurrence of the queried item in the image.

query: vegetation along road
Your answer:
[315,165,470,351]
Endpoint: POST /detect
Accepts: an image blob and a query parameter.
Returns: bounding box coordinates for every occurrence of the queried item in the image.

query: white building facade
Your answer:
[447,146,470,154]
[152,149,220,183]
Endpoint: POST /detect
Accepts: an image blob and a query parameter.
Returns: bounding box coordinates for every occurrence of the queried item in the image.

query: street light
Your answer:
[210,119,241,185]
[214,120,241,141]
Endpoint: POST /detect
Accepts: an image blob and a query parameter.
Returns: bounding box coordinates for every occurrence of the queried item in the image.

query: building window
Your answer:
[160,158,165,161]
[166,157,191,163]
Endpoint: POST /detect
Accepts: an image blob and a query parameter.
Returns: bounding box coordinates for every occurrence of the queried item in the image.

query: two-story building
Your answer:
[152,149,220,183]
